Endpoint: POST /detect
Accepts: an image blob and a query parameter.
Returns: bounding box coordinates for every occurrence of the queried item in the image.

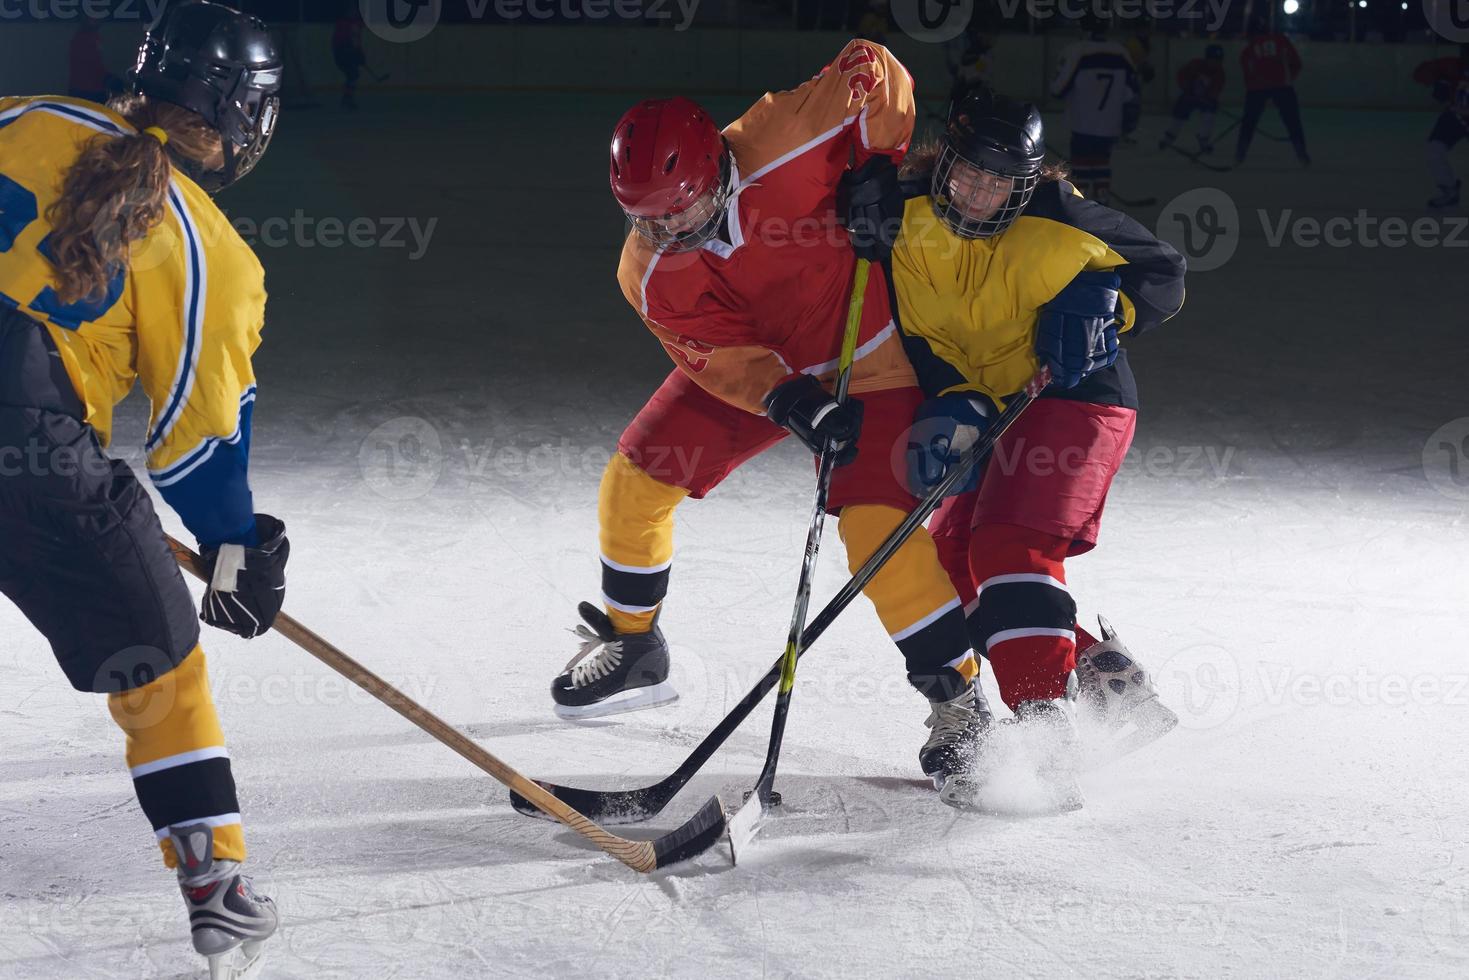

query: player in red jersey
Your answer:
[551,41,998,795]
[1413,44,1469,208]
[1236,19,1309,166]
[1159,44,1225,157]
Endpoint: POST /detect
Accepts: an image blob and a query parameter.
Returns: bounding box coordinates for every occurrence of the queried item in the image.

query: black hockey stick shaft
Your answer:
[512,369,1048,823]
[750,258,867,806]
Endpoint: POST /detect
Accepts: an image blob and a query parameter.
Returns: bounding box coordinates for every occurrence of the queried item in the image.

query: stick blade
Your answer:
[725,792,768,865]
[652,795,728,869]
[509,778,673,825]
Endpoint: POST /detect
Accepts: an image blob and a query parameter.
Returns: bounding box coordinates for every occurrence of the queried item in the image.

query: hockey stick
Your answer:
[1165,141,1234,173]
[511,368,1050,825]
[1221,109,1287,142]
[167,537,725,872]
[725,257,868,861]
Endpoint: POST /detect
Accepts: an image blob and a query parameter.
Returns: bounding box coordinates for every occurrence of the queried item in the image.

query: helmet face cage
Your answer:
[626,155,731,253]
[931,142,1039,240]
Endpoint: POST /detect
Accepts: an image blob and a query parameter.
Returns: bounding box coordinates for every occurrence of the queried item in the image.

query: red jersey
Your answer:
[1176,58,1225,103]
[1240,33,1301,91]
[616,40,918,415]
[1414,55,1469,117]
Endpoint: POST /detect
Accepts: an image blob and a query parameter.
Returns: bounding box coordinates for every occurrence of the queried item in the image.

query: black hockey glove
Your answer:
[764,374,864,466]
[199,514,290,639]
[1036,270,1122,389]
[838,155,904,262]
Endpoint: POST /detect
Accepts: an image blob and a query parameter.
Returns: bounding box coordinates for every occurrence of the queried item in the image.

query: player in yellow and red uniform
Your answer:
[553,41,992,792]
[879,88,1187,809]
[0,3,284,975]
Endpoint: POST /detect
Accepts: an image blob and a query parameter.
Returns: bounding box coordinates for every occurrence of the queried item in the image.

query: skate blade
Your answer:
[1085,699,1179,769]
[553,681,679,721]
[207,941,267,980]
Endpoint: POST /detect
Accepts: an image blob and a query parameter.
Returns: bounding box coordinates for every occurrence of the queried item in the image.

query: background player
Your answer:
[1412,43,1469,208]
[1236,16,1310,166]
[554,42,1003,795]
[883,88,1185,809]
[1050,14,1140,204]
[0,3,286,975]
[1160,44,1225,157]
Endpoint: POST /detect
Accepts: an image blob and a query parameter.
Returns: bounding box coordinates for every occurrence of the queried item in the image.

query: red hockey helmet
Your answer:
[609,97,730,252]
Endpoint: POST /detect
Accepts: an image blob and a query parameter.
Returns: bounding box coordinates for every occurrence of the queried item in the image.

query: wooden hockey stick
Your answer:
[167,536,725,873]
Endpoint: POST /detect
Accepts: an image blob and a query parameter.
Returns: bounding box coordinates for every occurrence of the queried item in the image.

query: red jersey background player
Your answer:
[1413,44,1469,208]
[1236,18,1310,166]
[554,42,997,796]
[1160,44,1225,156]
[332,5,365,110]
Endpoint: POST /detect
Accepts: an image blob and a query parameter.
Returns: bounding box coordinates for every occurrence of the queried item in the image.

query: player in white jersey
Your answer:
[1049,15,1140,204]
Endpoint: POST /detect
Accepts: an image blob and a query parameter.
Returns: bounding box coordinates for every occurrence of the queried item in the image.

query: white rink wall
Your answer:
[0,22,1458,110]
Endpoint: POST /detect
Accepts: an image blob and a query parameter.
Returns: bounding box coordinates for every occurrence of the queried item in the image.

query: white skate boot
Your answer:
[171,824,277,980]
[1074,616,1178,765]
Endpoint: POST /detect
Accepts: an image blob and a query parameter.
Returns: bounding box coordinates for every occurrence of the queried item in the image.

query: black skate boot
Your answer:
[551,601,677,719]
[171,824,277,980]
[1013,696,1086,813]
[918,682,995,810]
[1074,615,1178,764]
[1429,180,1461,209]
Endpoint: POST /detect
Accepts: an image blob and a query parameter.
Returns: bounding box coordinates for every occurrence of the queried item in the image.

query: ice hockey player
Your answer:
[1236,15,1310,167]
[0,3,286,976]
[848,86,1185,809]
[556,42,1019,797]
[1049,13,1140,204]
[1412,43,1469,208]
[1160,44,1225,157]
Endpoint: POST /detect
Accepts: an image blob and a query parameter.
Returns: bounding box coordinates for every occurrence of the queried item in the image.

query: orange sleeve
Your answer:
[617,242,791,416]
[724,39,916,174]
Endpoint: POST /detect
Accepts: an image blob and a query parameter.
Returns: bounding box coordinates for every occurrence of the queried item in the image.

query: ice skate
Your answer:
[171,825,277,980]
[551,601,677,719]
[918,682,996,811]
[1074,616,1178,765]
[1196,135,1215,156]
[1428,179,1461,209]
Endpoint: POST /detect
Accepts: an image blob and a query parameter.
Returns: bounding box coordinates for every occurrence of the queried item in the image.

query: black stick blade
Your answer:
[509,778,675,825]
[653,795,728,869]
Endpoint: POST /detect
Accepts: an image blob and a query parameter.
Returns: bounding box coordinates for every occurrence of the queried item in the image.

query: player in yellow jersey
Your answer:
[845,87,1186,810]
[0,3,284,976]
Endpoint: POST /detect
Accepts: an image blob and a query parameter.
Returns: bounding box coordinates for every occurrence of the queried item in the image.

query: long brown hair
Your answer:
[899,138,1070,185]
[45,95,219,306]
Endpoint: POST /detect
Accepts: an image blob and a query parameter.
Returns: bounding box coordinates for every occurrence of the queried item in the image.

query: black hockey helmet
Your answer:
[131,1,283,192]
[932,88,1045,240]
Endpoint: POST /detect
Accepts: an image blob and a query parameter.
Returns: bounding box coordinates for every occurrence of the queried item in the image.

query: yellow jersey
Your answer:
[0,96,265,545]
[890,177,1185,410]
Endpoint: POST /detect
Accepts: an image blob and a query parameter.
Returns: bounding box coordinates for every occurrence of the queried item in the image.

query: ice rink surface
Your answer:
[1,91,1467,979]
